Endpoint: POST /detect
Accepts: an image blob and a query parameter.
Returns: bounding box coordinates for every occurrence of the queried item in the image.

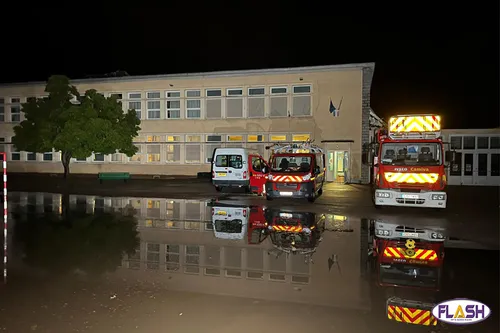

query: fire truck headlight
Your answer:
[268,175,273,181]
[376,229,391,236]
[302,173,311,181]
[376,192,390,198]
[431,194,446,200]
[267,225,273,230]
[431,232,444,239]
[303,227,311,234]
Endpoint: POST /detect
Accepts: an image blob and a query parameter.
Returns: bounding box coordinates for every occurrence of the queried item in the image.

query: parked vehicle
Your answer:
[211,148,268,195]
[264,141,325,202]
[370,114,453,209]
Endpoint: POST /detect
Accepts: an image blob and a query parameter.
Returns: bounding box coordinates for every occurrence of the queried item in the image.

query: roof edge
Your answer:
[0,62,375,88]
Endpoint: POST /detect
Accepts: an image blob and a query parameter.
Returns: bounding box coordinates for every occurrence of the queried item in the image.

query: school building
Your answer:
[0,62,379,184]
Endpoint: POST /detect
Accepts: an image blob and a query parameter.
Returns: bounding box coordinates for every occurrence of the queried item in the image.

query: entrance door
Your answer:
[327,151,335,182]
[491,153,500,186]
[343,151,350,183]
[474,153,488,185]
[327,151,347,183]
[462,153,474,185]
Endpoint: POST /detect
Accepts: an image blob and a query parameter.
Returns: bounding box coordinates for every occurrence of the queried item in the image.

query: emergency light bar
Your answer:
[388,115,441,140]
[266,141,324,154]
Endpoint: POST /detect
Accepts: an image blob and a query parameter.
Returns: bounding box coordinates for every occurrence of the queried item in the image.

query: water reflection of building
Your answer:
[8,192,370,309]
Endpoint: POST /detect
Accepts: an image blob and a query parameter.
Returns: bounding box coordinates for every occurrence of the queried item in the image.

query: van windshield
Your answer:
[271,155,312,172]
[215,155,243,169]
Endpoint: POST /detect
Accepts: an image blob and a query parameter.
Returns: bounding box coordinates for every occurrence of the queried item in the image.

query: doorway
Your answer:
[327,150,349,183]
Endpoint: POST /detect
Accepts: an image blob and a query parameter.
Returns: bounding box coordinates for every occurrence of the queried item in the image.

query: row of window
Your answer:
[450,135,500,150]
[0,85,312,122]
[0,133,311,164]
[126,242,306,281]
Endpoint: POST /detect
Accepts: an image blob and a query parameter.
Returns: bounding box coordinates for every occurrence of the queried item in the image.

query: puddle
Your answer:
[1,191,498,332]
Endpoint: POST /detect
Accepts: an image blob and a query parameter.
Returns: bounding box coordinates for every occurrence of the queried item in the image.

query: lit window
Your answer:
[147,145,161,162]
[292,134,310,142]
[167,135,181,142]
[227,135,243,142]
[270,135,287,141]
[247,135,264,142]
[147,135,162,142]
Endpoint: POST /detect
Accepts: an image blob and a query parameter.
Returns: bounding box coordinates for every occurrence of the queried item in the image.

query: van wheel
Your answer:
[215,186,222,192]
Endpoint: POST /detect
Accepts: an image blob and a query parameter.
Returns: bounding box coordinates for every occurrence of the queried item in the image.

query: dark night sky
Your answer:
[1,4,498,129]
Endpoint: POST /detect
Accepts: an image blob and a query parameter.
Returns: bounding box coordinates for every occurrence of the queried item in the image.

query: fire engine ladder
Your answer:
[266,140,324,154]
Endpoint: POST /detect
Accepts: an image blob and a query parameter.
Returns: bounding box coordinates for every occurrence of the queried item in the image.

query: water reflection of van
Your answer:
[212,205,249,240]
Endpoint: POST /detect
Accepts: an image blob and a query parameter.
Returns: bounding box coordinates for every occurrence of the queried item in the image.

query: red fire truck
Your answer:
[264,141,326,202]
[371,115,452,209]
[370,220,445,327]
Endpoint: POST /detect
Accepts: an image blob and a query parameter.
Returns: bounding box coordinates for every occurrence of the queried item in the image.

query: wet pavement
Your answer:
[0,192,499,332]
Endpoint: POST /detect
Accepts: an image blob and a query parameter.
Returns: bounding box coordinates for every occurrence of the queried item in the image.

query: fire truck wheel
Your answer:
[266,195,273,201]
[318,187,323,195]
[307,193,316,203]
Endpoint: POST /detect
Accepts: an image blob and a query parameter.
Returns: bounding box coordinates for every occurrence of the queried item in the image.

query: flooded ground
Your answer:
[0,192,498,332]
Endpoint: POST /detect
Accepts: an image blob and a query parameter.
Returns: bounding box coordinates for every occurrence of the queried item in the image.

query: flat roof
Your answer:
[0,62,375,88]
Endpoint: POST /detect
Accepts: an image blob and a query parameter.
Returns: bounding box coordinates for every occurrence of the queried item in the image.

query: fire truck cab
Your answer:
[266,208,325,257]
[372,115,452,209]
[264,141,326,202]
[369,220,445,327]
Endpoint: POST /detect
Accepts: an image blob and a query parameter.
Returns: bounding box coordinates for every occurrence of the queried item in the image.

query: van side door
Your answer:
[249,155,268,195]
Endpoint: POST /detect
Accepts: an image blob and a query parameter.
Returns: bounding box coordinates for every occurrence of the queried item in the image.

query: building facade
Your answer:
[441,128,500,186]
[0,63,376,183]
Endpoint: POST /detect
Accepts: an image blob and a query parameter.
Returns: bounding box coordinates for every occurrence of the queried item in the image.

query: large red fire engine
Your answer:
[370,220,445,327]
[264,141,325,202]
[372,115,452,209]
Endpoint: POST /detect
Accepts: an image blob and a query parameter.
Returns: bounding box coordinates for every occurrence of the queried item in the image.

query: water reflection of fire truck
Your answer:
[247,206,268,245]
[264,141,326,202]
[369,220,445,327]
[265,208,325,261]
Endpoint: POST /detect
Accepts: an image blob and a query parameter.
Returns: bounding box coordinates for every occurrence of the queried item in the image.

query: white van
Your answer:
[212,205,249,240]
[211,148,267,193]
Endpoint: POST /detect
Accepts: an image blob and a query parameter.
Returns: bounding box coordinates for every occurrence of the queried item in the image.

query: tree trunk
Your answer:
[61,151,71,179]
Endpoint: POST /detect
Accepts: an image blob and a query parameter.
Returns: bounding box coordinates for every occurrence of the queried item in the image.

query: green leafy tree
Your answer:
[12,75,141,178]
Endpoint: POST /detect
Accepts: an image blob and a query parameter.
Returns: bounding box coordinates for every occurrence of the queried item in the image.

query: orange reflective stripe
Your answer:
[384,247,438,261]
[271,225,303,232]
[387,305,437,326]
[384,172,439,184]
[273,175,302,182]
